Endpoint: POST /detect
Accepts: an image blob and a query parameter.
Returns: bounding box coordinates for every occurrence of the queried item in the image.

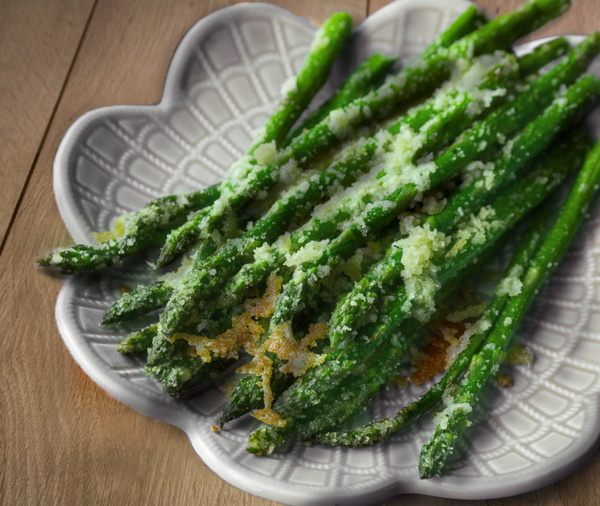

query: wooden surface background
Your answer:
[1,0,599,505]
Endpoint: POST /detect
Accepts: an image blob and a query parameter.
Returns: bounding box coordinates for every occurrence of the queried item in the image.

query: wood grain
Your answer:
[0,0,94,246]
[2,1,599,506]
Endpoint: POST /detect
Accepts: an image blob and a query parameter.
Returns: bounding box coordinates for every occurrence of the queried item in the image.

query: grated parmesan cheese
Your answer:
[395,222,447,322]
[496,265,524,297]
[506,343,534,366]
[280,76,298,97]
[284,239,329,267]
[253,140,277,166]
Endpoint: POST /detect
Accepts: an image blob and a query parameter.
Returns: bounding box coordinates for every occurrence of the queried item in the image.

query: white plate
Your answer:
[52,1,600,504]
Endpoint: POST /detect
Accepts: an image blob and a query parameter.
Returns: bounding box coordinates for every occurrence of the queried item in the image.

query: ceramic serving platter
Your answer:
[52,1,600,504]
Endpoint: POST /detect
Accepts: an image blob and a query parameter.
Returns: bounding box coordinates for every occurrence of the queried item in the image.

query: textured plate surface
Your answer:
[53,1,600,505]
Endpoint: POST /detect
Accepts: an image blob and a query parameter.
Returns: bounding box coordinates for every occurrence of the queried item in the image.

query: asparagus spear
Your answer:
[203,54,600,419]
[103,281,172,325]
[180,13,354,244]
[220,65,510,306]
[37,186,221,273]
[218,34,586,307]
[218,228,401,424]
[285,3,487,144]
[249,12,354,152]
[246,209,529,454]
[233,29,598,300]
[155,7,490,268]
[418,136,600,479]
[286,0,572,160]
[144,327,235,396]
[245,229,507,452]
[39,13,353,274]
[117,323,159,355]
[38,1,572,276]
[517,36,570,76]
[109,32,600,412]
[262,250,494,447]
[104,140,376,325]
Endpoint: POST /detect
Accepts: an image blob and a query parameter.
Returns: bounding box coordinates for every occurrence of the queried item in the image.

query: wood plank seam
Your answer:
[0,0,99,259]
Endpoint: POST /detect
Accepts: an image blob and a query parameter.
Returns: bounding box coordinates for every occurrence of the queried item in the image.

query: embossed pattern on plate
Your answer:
[53,1,600,505]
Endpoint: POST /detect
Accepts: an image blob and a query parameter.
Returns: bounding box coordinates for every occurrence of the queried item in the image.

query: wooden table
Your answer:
[2,0,599,504]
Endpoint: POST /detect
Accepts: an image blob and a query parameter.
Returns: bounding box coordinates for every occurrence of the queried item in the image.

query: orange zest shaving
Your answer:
[176,273,286,426]
[119,284,132,295]
[268,322,328,376]
[172,273,328,427]
[251,408,288,427]
[177,273,283,362]
[244,321,327,426]
[497,374,513,387]
[93,215,125,243]
[410,333,450,386]
[411,319,467,385]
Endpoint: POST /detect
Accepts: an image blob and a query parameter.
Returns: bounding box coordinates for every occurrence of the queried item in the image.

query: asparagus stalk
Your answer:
[105,32,596,412]
[104,137,377,325]
[154,7,489,269]
[246,209,532,454]
[156,56,399,268]
[38,0,572,275]
[219,34,585,306]
[249,12,354,152]
[234,29,597,302]
[218,228,401,424]
[123,38,570,330]
[157,12,354,264]
[155,7,489,269]
[518,36,570,76]
[205,55,600,420]
[37,186,221,273]
[117,324,159,355]
[246,237,506,452]
[144,328,234,396]
[39,13,353,274]
[287,0,572,160]
[285,3,487,144]
[103,281,172,325]
[294,242,501,443]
